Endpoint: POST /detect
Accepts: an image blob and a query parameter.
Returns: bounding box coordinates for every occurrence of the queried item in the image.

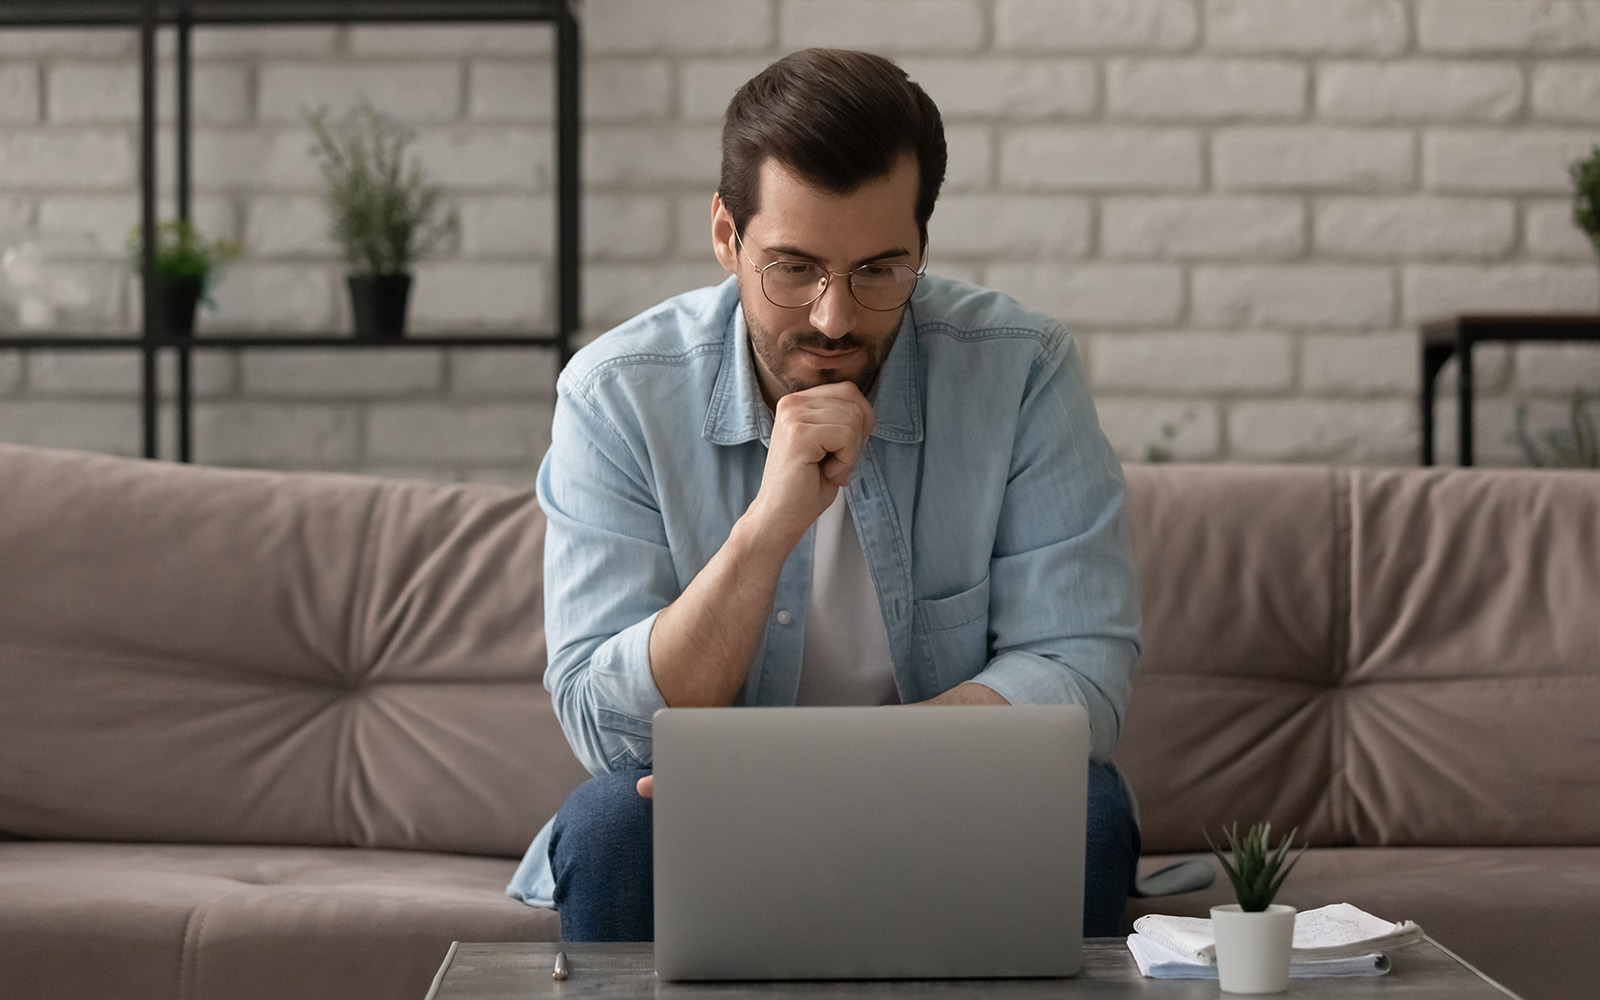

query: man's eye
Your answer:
[772,263,817,278]
[856,265,896,280]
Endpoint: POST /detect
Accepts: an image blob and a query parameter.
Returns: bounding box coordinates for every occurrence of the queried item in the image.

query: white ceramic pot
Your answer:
[1210,903,1296,994]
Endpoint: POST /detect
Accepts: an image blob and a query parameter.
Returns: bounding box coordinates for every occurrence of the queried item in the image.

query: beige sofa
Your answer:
[1118,464,1600,1000]
[1,444,1596,1000]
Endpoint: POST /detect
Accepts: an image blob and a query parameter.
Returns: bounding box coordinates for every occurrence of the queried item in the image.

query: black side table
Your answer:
[1419,314,1600,466]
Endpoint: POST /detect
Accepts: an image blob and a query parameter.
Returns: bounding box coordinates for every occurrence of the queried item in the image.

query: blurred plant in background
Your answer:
[1514,388,1598,469]
[304,99,456,277]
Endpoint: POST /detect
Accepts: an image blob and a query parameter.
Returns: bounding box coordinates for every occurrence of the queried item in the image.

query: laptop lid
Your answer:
[652,705,1088,981]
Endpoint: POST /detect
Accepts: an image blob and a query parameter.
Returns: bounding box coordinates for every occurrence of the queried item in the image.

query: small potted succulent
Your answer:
[1205,821,1304,994]
[304,99,456,340]
[127,219,239,337]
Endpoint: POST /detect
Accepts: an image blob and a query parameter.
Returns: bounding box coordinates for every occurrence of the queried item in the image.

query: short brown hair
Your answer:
[719,48,947,246]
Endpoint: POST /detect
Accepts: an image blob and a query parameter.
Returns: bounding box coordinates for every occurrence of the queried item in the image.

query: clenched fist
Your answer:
[745,381,876,549]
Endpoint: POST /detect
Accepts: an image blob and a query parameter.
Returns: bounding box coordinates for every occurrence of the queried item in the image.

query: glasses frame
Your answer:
[731,222,927,312]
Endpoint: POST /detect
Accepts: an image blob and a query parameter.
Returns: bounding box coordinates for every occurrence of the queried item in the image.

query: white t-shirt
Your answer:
[794,492,900,706]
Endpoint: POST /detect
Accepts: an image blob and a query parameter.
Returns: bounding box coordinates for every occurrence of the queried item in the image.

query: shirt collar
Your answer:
[704,279,924,447]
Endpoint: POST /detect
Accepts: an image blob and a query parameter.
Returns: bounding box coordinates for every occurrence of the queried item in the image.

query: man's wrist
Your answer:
[729,502,807,572]
[919,682,1011,707]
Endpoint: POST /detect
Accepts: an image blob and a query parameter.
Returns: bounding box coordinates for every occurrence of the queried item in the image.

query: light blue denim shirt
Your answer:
[507,273,1140,907]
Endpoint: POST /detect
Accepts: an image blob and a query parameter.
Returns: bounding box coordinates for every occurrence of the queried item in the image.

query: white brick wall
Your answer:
[1402,264,1600,321]
[192,402,360,467]
[241,351,443,398]
[1525,200,1596,260]
[1313,197,1516,258]
[0,63,40,125]
[0,400,142,455]
[1425,129,1598,193]
[1106,59,1306,121]
[1417,0,1600,55]
[448,349,558,398]
[0,196,30,232]
[365,402,552,464]
[1214,128,1414,191]
[1192,265,1395,328]
[1093,398,1222,461]
[929,194,1091,257]
[583,1,774,55]
[1532,65,1600,124]
[0,130,134,188]
[0,352,20,396]
[1001,127,1204,191]
[1317,62,1523,123]
[780,1,986,54]
[257,63,463,123]
[994,1,1199,54]
[986,263,1185,325]
[1092,331,1293,392]
[1101,197,1303,258]
[899,58,1098,120]
[1302,331,1417,394]
[1,1,1597,476]
[1205,0,1409,56]
[47,62,250,125]
[1230,398,1413,462]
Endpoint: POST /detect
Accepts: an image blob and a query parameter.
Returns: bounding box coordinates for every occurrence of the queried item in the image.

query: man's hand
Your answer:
[637,774,654,798]
[644,382,874,710]
[746,382,876,549]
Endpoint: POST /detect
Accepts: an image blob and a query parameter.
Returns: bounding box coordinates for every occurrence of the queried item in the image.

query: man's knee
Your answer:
[549,768,653,882]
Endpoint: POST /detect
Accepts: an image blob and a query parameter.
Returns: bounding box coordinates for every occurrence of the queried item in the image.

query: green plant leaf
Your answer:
[1205,821,1301,912]
[303,98,452,275]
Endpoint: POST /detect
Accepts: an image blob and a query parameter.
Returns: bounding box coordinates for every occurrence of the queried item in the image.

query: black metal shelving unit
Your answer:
[0,0,580,462]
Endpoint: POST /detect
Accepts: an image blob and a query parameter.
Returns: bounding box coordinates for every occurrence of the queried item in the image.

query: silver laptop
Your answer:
[652,705,1089,981]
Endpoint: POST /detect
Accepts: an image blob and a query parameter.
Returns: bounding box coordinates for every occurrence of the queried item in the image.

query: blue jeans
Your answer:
[549,762,1141,942]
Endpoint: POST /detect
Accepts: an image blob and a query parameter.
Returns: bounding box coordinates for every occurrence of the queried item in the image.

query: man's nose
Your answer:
[807,273,858,340]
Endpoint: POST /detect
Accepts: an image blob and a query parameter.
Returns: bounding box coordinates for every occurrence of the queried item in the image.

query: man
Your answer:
[507,48,1141,942]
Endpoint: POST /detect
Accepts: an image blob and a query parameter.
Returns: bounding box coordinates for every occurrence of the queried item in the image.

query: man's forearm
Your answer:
[647,512,793,707]
[916,681,1010,707]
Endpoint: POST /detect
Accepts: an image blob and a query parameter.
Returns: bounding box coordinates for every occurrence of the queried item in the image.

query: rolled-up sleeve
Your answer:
[967,331,1141,762]
[537,378,675,776]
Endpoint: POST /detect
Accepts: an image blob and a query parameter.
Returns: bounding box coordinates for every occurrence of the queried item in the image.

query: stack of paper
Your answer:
[1127,902,1424,980]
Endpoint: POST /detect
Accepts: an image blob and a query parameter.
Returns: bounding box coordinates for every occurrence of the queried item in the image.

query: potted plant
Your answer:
[304,100,456,340]
[1205,821,1304,994]
[127,219,239,337]
[1571,146,1600,263]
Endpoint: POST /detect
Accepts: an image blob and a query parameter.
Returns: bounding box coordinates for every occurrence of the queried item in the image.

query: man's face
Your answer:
[712,154,923,409]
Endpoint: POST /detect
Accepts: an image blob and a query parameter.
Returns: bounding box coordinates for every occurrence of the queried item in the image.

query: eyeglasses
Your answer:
[733,223,926,312]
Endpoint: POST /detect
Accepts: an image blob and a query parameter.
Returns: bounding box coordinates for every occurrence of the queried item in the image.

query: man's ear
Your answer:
[711,193,738,275]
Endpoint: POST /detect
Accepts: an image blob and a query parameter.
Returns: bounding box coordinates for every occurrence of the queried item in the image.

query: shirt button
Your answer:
[776,610,792,625]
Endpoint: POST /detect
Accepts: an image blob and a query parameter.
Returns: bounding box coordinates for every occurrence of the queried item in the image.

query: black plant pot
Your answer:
[347,273,412,341]
[153,275,203,338]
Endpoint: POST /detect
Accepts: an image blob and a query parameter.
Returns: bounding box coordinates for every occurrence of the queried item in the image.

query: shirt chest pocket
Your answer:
[911,575,992,691]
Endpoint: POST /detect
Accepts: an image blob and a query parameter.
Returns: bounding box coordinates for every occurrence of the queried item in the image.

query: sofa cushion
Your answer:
[0,444,589,856]
[1119,464,1600,854]
[0,841,556,1000]
[1118,464,1346,850]
[1344,468,1600,847]
[1127,847,1600,1000]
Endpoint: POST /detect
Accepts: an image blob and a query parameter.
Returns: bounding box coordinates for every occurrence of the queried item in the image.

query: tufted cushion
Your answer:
[1118,463,1600,854]
[0,444,588,857]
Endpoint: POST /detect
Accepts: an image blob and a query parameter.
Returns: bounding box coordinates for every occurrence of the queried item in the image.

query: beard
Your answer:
[741,292,898,401]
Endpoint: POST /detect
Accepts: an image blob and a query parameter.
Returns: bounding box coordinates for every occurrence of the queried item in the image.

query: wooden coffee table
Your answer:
[424,939,1521,998]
